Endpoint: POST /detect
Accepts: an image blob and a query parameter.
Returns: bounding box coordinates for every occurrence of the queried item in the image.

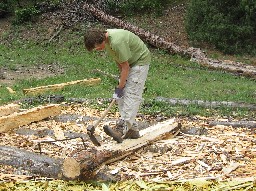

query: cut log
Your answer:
[0,104,61,133]
[0,119,179,180]
[155,96,256,110]
[209,121,256,128]
[23,78,101,95]
[0,103,20,117]
[83,3,256,79]
[0,145,80,180]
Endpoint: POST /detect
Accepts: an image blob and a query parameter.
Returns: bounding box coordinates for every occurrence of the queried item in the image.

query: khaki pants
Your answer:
[117,64,150,131]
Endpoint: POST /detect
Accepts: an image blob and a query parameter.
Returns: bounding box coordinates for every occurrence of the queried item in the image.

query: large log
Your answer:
[155,96,256,110]
[23,78,101,95]
[0,118,179,180]
[0,104,61,133]
[209,121,256,128]
[83,3,256,79]
[76,118,179,179]
[0,145,80,180]
[0,103,20,117]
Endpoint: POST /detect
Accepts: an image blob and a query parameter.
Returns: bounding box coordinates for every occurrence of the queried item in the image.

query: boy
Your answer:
[84,28,150,139]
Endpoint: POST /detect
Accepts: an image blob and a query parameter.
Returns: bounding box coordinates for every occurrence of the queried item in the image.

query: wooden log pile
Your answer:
[0,103,180,180]
[0,120,179,180]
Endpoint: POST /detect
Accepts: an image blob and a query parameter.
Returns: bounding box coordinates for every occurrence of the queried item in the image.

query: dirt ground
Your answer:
[0,103,255,182]
[0,64,65,85]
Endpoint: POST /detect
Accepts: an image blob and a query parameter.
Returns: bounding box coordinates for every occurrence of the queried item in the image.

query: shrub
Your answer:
[185,0,256,54]
[13,6,40,24]
[0,0,14,17]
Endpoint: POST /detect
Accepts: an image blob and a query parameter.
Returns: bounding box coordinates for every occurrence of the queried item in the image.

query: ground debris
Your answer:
[0,103,255,182]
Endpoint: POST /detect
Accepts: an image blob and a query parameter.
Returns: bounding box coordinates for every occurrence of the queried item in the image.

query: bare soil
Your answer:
[0,64,65,85]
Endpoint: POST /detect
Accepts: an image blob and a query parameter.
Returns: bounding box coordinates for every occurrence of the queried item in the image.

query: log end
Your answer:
[62,157,80,179]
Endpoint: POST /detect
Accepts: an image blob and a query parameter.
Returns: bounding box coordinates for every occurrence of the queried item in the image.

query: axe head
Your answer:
[87,125,101,146]
[87,125,95,135]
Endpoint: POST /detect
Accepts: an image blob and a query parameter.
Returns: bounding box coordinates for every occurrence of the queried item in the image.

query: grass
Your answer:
[0,29,255,118]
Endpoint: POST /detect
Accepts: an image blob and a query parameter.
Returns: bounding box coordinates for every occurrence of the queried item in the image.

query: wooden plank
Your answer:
[23,78,101,95]
[0,104,61,133]
[0,103,20,117]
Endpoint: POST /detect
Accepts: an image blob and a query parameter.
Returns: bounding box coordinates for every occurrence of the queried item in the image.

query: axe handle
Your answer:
[93,99,116,128]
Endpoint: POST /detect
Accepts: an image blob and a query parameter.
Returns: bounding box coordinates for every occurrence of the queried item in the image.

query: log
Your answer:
[76,118,179,179]
[0,103,20,117]
[155,97,256,110]
[0,118,179,180]
[83,3,256,79]
[209,121,256,128]
[48,25,63,43]
[0,145,80,180]
[23,78,101,95]
[0,104,61,133]
[91,69,119,81]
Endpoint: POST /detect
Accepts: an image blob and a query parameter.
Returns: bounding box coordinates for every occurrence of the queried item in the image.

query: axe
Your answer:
[86,99,123,146]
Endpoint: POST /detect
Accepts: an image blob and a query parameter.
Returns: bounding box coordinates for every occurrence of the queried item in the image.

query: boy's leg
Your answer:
[117,64,149,137]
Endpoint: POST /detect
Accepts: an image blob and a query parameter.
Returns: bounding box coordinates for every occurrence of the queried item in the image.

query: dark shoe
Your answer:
[115,119,125,136]
[103,125,123,143]
[122,129,140,139]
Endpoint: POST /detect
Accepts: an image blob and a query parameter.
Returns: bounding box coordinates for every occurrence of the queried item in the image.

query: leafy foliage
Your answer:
[185,0,256,54]
[0,0,15,17]
[13,6,39,24]
[0,179,255,190]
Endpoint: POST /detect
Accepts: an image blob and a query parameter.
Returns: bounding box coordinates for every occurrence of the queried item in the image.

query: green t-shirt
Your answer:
[105,29,151,67]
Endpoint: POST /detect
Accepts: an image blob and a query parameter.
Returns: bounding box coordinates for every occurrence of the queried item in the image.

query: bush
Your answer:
[185,0,256,54]
[13,6,40,24]
[0,0,14,17]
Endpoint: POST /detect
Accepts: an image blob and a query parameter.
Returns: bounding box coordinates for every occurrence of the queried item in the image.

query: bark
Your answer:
[0,119,179,180]
[83,3,256,79]
[155,97,256,110]
[0,145,80,180]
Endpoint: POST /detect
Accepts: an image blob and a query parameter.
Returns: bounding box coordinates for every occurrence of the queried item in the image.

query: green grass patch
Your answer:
[0,33,255,118]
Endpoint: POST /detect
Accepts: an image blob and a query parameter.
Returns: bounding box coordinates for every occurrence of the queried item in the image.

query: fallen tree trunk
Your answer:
[209,121,256,128]
[0,118,179,180]
[0,104,61,133]
[83,3,256,79]
[0,103,20,117]
[155,97,256,110]
[91,69,119,81]
[0,145,80,180]
[76,118,179,179]
[23,78,101,95]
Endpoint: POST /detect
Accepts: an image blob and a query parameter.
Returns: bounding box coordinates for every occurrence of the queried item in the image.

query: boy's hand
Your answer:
[113,87,124,99]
